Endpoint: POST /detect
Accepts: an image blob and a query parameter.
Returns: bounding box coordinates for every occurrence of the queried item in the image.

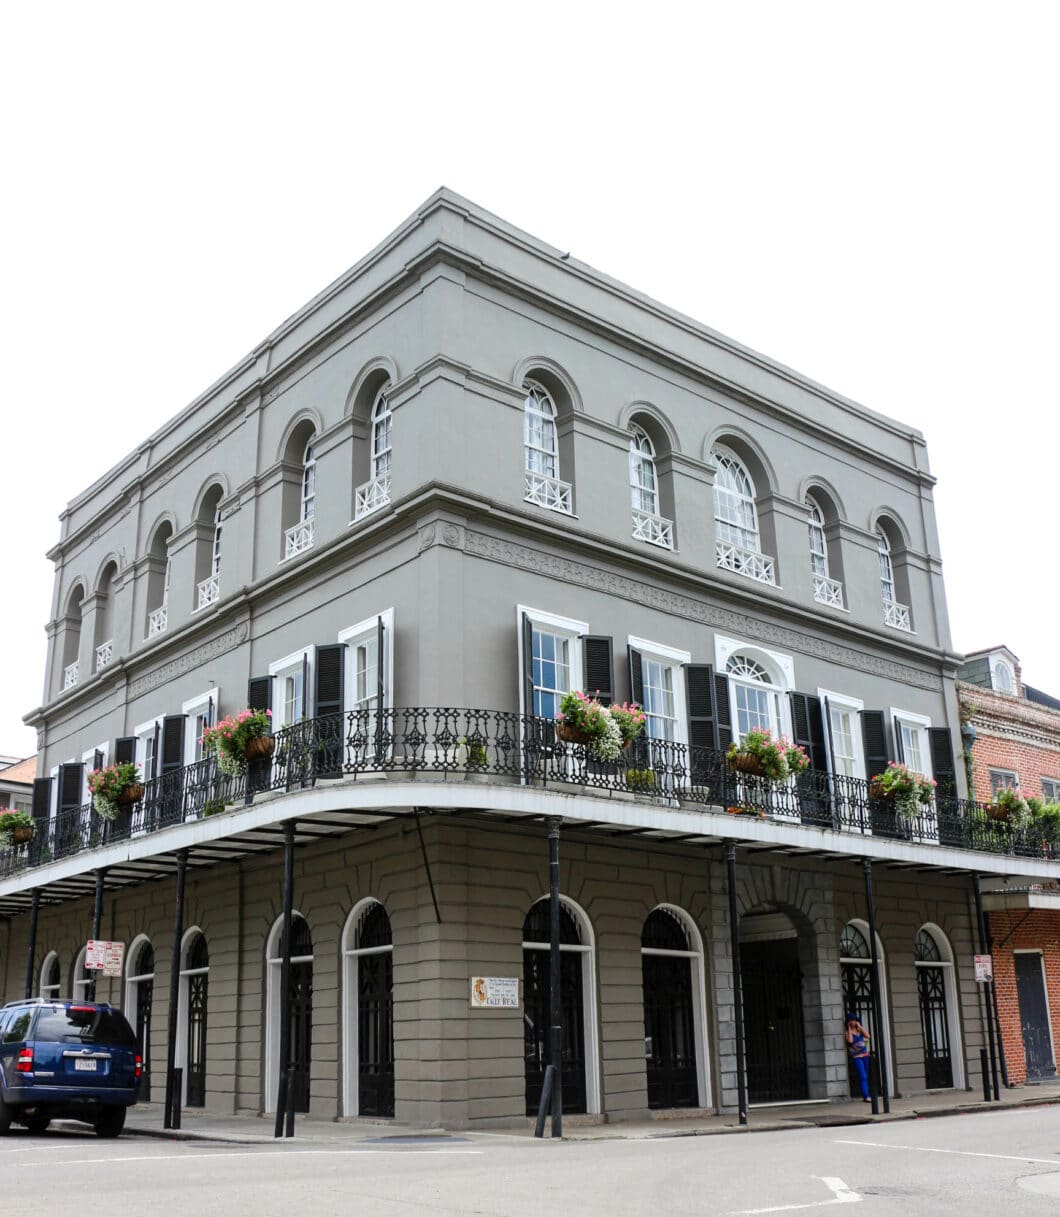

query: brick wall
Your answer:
[986,909,1060,1086]
[957,681,1060,803]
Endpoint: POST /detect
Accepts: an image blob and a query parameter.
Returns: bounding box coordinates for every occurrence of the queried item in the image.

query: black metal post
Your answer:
[979,1048,991,1102]
[163,850,188,1130]
[973,876,1001,1100]
[274,821,296,1139]
[547,816,563,1139]
[86,868,105,1002]
[862,859,890,1113]
[533,1065,556,1139]
[24,889,40,999]
[726,842,748,1126]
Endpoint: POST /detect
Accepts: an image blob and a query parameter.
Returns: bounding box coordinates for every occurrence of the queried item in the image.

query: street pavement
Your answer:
[4,1105,1060,1215]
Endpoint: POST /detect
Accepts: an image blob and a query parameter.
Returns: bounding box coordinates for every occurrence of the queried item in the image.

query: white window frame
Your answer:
[711,445,761,554]
[370,389,393,481]
[877,530,896,603]
[1043,778,1060,803]
[627,636,690,748]
[39,950,61,999]
[817,689,867,781]
[301,441,316,523]
[523,381,560,480]
[338,609,395,716]
[989,768,1019,795]
[181,690,218,767]
[81,743,108,803]
[715,635,795,743]
[629,427,659,517]
[517,606,589,721]
[264,911,313,1113]
[889,707,932,777]
[914,923,966,1090]
[522,894,601,1114]
[806,495,829,579]
[991,657,1016,694]
[72,946,91,999]
[134,717,164,784]
[269,647,314,731]
[340,898,393,1118]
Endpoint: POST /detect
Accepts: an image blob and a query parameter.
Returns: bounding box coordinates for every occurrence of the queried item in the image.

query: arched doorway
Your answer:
[839,921,893,1097]
[177,930,209,1108]
[641,906,707,1109]
[265,913,314,1113]
[124,938,154,1101]
[522,898,599,1116]
[342,900,394,1117]
[739,911,808,1102]
[915,925,962,1089]
[39,951,61,999]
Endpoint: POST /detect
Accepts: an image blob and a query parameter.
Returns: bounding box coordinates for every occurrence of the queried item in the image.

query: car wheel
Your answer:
[94,1107,126,1139]
[0,1098,12,1135]
[26,1118,51,1135]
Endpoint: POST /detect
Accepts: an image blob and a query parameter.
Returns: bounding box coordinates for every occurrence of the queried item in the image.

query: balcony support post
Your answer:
[973,876,1005,1097]
[548,816,563,1138]
[862,858,890,1113]
[163,849,188,1129]
[275,821,296,1138]
[86,867,106,1002]
[23,888,40,998]
[725,841,748,1126]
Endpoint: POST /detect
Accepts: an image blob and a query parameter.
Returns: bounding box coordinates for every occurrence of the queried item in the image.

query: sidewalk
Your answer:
[116,1079,1060,1145]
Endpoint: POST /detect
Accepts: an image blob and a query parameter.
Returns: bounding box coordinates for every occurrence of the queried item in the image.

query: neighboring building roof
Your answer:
[1026,685,1060,712]
[0,756,36,787]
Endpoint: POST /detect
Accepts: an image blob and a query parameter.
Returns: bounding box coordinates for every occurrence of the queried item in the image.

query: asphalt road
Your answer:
[4,1107,1060,1215]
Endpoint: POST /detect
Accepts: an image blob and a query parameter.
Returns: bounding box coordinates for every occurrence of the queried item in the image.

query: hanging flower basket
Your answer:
[728,751,769,777]
[556,721,593,746]
[116,783,144,807]
[0,810,35,847]
[869,780,892,801]
[244,734,276,762]
[11,825,34,845]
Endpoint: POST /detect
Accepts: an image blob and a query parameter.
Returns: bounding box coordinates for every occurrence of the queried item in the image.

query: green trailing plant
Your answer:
[870,762,936,818]
[555,691,645,763]
[87,761,143,821]
[459,736,489,767]
[727,729,810,782]
[625,768,656,794]
[0,809,35,844]
[987,786,1031,827]
[202,798,229,818]
[201,708,273,776]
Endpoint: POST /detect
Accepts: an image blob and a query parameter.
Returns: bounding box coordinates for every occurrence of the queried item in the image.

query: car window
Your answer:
[33,1006,137,1049]
[2,1011,32,1043]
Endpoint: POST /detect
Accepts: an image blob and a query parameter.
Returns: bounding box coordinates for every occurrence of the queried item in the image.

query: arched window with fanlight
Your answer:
[877,521,911,631]
[523,381,571,513]
[712,446,775,584]
[806,493,844,608]
[356,388,394,519]
[629,427,673,548]
[341,899,395,1118]
[725,654,784,743]
[839,920,894,1098]
[915,926,961,1089]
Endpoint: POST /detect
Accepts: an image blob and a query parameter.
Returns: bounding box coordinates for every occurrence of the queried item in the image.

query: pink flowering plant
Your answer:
[87,761,142,820]
[201,708,272,776]
[727,729,809,782]
[0,808,35,844]
[871,761,936,817]
[555,691,646,762]
[988,785,1031,827]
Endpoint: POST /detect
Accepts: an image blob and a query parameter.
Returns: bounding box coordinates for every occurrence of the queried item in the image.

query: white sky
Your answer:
[2,2,1057,757]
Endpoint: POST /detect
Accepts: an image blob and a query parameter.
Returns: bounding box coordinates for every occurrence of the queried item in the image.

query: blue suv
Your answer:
[0,999,141,1137]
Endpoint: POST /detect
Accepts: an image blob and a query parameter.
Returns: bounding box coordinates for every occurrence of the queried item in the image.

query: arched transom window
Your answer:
[806,497,828,578]
[712,448,760,553]
[301,442,317,522]
[371,390,392,481]
[629,427,659,516]
[877,530,895,603]
[524,381,558,479]
[726,654,783,742]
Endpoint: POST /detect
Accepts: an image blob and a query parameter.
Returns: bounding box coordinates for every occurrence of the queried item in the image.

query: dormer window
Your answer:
[991,657,1015,694]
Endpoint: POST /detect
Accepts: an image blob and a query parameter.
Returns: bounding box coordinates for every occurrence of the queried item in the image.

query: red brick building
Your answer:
[959,647,1060,1085]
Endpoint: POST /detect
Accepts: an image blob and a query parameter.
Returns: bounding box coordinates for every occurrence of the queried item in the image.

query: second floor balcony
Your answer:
[716,540,776,585]
[284,518,314,560]
[524,470,572,514]
[5,708,1057,882]
[354,475,391,521]
[197,575,220,610]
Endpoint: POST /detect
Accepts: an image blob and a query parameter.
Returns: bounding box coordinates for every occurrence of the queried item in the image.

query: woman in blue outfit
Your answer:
[845,1013,872,1102]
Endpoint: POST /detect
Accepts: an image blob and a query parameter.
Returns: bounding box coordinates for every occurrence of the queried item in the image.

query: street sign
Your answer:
[470,976,519,1008]
[86,940,126,978]
[974,953,993,983]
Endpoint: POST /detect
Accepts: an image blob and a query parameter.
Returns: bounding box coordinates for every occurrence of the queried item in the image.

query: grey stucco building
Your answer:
[0,190,1045,1129]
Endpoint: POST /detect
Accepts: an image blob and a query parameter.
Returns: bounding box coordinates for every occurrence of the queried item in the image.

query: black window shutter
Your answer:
[892,719,906,764]
[628,648,644,707]
[861,711,891,781]
[789,693,828,772]
[583,636,614,705]
[522,613,535,717]
[248,676,272,713]
[686,664,721,786]
[377,616,386,709]
[929,727,958,803]
[114,737,136,766]
[32,777,51,823]
[93,749,104,772]
[57,763,84,812]
[161,716,186,775]
[315,643,346,779]
[301,653,310,721]
[713,672,733,752]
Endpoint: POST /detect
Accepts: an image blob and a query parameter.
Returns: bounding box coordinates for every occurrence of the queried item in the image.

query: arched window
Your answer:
[877,530,895,603]
[523,381,572,513]
[265,914,314,1114]
[71,946,91,998]
[194,485,223,610]
[61,584,84,689]
[915,926,962,1089]
[177,930,209,1108]
[712,448,760,552]
[839,920,894,1097]
[146,522,173,638]
[992,659,1015,694]
[629,427,659,516]
[807,497,828,578]
[39,951,61,999]
[877,525,911,631]
[371,391,392,481]
[301,442,316,522]
[125,938,155,1101]
[341,900,395,1117]
[522,897,600,1115]
[726,654,784,742]
[94,562,117,672]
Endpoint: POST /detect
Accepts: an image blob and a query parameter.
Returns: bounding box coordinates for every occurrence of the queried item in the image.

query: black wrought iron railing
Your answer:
[2,708,1058,877]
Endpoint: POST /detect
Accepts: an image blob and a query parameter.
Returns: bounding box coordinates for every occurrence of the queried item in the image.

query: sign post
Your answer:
[85,940,126,979]
[974,954,994,984]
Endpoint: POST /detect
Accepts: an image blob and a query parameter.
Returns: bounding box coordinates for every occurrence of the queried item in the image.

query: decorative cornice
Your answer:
[126,621,250,699]
[456,528,943,691]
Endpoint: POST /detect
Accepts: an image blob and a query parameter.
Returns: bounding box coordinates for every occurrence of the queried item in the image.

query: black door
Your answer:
[523,946,587,1115]
[186,973,208,1107]
[740,938,808,1103]
[290,959,313,1112]
[136,977,153,1102]
[1015,954,1056,1080]
[841,961,879,1098]
[358,951,394,1116]
[916,966,953,1088]
[642,953,697,1109]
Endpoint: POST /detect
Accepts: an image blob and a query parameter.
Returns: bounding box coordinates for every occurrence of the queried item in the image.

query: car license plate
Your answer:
[74,1059,98,1071]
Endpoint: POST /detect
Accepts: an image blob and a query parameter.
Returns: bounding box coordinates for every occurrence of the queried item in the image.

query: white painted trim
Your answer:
[641,903,712,1109]
[522,893,601,1115]
[516,605,589,721]
[915,922,965,1089]
[841,919,894,1096]
[340,898,393,1118]
[628,636,691,750]
[714,634,795,690]
[123,933,153,1044]
[181,690,217,768]
[81,744,107,803]
[338,608,394,714]
[39,949,61,999]
[264,910,311,1114]
[269,646,313,730]
[72,945,90,997]
[176,925,208,1109]
[818,689,867,783]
